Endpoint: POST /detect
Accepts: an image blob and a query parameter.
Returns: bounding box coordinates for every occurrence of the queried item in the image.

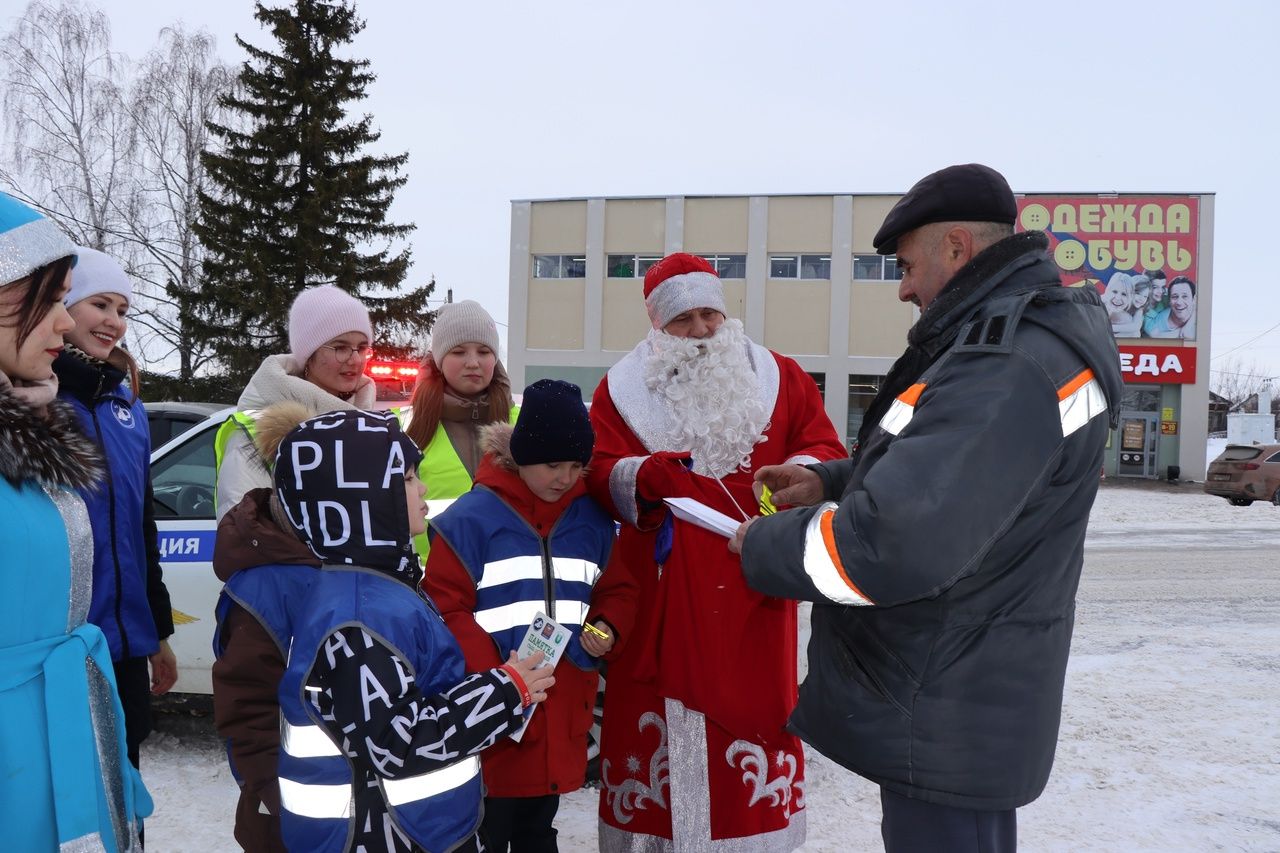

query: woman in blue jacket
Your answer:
[0,192,151,849]
[53,247,177,773]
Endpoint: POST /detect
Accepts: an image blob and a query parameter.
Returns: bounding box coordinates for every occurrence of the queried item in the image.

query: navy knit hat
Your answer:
[510,379,593,466]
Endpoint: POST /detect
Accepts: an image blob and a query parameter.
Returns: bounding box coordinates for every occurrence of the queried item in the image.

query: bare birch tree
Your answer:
[119,26,232,378]
[0,0,130,251]
[1,2,233,380]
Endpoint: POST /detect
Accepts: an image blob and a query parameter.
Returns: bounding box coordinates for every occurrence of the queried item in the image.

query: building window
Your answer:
[769,254,830,279]
[853,254,903,281]
[1119,386,1160,412]
[606,254,662,278]
[806,372,827,397]
[847,374,884,447]
[698,254,747,278]
[533,254,587,278]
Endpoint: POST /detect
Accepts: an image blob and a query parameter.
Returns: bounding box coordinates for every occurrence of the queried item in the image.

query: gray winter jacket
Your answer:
[740,231,1123,811]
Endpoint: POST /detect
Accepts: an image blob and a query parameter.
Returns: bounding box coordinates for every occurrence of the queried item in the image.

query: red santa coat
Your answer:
[587,339,846,852]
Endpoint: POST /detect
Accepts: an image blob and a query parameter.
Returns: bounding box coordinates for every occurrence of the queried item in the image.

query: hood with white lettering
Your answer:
[273,409,424,583]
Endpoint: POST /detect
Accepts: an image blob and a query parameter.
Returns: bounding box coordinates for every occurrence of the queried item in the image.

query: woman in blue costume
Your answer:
[0,192,152,851]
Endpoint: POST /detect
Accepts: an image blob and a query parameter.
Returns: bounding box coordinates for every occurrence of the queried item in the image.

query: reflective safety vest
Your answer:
[213,563,317,659]
[428,487,614,671]
[213,563,317,787]
[213,410,260,515]
[277,567,482,852]
[395,405,519,560]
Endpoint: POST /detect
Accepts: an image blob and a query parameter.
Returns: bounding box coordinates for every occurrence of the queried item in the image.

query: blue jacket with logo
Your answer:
[55,351,173,661]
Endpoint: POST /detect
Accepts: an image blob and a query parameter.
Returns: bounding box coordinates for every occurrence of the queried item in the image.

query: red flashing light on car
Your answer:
[365,358,420,404]
[366,360,420,379]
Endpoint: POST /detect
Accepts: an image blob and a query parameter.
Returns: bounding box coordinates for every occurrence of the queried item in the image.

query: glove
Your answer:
[636,451,693,502]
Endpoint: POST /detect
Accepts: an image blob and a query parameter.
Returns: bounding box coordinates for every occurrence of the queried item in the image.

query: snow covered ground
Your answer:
[141,482,1280,851]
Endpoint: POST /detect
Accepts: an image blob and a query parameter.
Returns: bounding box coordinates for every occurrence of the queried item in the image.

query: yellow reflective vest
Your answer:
[396,405,519,560]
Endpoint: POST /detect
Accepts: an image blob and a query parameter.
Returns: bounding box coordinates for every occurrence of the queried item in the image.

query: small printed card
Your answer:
[509,611,569,742]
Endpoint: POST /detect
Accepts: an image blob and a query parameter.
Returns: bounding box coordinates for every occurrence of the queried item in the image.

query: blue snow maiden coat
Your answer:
[0,383,153,851]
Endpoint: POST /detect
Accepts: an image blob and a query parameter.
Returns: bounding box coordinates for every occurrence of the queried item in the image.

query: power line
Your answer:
[1211,318,1280,361]
[1209,367,1277,380]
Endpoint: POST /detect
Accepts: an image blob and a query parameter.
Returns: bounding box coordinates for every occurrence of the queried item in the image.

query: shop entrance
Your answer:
[1116,412,1158,477]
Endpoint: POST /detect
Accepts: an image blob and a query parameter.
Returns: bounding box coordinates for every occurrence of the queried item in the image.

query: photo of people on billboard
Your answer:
[1017,196,1199,341]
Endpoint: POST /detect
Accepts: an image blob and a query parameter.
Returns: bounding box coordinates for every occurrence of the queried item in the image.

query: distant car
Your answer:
[1204,443,1280,506]
[146,401,229,450]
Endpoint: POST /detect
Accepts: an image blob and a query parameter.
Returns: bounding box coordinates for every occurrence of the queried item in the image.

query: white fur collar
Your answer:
[238,353,376,413]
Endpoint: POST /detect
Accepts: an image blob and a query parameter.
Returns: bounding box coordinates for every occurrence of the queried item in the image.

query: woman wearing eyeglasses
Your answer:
[213,285,377,521]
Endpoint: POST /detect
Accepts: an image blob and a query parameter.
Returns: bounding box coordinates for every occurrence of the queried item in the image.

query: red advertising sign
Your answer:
[1017,195,1200,342]
[1118,344,1196,384]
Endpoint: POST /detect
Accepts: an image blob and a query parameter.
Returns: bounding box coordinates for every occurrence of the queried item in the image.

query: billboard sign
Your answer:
[1018,195,1199,341]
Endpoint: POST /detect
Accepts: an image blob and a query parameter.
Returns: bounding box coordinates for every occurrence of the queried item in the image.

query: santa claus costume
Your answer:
[587,254,846,852]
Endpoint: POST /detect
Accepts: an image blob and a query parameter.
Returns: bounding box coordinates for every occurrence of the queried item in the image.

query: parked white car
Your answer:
[149,406,232,694]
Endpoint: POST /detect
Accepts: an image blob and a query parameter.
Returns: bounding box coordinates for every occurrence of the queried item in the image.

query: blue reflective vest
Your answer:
[429,487,614,671]
[277,567,482,852]
[213,563,318,660]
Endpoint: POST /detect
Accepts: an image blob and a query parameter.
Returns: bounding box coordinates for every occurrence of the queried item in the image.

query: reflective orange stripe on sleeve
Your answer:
[820,510,872,604]
[801,505,873,607]
[1057,369,1095,401]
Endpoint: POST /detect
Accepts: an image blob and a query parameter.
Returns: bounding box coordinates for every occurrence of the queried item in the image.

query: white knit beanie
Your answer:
[429,300,500,368]
[288,285,374,363]
[67,246,132,307]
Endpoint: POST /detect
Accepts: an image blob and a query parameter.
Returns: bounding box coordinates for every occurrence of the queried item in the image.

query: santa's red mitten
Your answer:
[636,451,693,501]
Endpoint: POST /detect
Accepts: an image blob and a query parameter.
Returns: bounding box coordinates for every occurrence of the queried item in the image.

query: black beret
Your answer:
[873,164,1017,255]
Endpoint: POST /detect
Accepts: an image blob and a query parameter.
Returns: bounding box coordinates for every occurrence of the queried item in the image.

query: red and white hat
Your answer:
[643,252,726,330]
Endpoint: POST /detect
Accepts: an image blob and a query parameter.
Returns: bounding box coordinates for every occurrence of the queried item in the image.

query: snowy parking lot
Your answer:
[142,482,1280,851]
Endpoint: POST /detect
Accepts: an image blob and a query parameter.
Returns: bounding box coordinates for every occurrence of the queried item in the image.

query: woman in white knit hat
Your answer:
[213,284,377,521]
[53,247,179,797]
[401,299,516,557]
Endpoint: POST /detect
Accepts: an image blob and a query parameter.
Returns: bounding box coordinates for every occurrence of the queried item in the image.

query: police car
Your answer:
[150,405,233,693]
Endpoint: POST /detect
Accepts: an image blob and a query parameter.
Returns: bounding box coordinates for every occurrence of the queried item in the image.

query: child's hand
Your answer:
[506,650,555,705]
[580,621,615,657]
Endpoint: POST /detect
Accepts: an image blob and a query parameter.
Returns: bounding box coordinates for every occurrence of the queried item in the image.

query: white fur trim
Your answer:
[784,454,821,467]
[609,455,647,526]
[644,271,727,329]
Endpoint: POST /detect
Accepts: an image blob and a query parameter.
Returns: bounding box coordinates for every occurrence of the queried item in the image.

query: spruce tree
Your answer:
[190,0,430,382]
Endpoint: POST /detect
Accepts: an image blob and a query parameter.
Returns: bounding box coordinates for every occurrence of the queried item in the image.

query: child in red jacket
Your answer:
[424,379,617,852]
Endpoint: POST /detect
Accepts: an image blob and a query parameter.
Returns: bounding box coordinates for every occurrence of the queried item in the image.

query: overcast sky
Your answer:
[64,0,1280,386]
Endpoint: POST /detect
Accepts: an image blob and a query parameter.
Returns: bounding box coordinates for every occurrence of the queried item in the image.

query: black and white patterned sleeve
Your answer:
[305,626,525,777]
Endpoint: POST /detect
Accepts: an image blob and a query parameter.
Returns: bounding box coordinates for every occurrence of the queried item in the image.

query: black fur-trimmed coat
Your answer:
[0,385,103,490]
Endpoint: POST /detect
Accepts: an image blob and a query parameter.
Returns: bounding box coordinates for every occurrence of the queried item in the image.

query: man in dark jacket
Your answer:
[730,164,1123,852]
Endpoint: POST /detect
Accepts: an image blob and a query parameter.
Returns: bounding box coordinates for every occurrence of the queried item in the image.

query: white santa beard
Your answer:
[641,319,771,477]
